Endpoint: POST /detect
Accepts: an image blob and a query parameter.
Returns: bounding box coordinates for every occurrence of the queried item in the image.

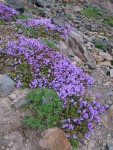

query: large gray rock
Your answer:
[51,15,65,26]
[99,52,112,61]
[66,31,96,69]
[6,0,25,13]
[0,75,15,97]
[106,144,113,150]
[35,0,51,8]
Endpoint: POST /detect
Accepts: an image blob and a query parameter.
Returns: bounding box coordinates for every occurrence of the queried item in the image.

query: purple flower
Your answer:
[67,118,71,123]
[95,93,101,99]
[84,132,90,137]
[73,118,78,123]
[92,100,97,105]
[68,124,74,130]
[61,119,67,123]
[104,104,109,109]
[49,97,53,101]
[62,124,69,128]
[83,113,89,119]
[94,115,100,122]
[69,99,74,103]
[0,32,105,141]
[73,102,77,106]
[66,134,70,138]
[16,80,22,88]
[87,122,93,130]
[72,134,77,139]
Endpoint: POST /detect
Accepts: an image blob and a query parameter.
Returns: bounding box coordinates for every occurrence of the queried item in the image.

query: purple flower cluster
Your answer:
[0,36,108,139]
[1,36,93,91]
[0,3,18,20]
[16,17,74,37]
[61,97,108,139]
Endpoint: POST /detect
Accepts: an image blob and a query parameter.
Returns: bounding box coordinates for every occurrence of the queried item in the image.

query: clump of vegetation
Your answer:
[43,39,59,51]
[16,13,32,20]
[0,20,5,25]
[93,39,106,51]
[22,87,108,149]
[16,17,73,40]
[83,5,104,19]
[82,5,113,27]
[23,88,64,129]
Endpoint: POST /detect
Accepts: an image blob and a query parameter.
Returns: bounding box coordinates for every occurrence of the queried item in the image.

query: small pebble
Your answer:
[9,94,16,100]
[83,140,87,146]
[101,146,105,150]
[106,100,112,105]
[1,146,5,150]
[8,141,14,147]
[18,28,23,34]
[102,143,107,147]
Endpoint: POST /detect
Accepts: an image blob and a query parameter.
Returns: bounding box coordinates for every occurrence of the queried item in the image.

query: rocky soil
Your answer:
[0,0,113,150]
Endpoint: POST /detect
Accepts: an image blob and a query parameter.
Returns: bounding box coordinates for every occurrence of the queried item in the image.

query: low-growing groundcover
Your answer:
[82,5,113,27]
[16,17,73,40]
[0,3,108,149]
[0,36,108,148]
[23,88,108,148]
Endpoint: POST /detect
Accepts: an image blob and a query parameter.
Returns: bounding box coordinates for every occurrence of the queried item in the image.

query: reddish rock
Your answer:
[39,127,72,150]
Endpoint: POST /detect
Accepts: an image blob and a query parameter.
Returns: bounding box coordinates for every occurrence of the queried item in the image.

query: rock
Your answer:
[72,6,83,13]
[97,55,104,63]
[83,34,92,43]
[0,74,15,97]
[101,105,113,131]
[106,144,113,150]
[110,69,113,77]
[37,7,46,17]
[18,28,23,34]
[83,140,88,146]
[59,41,67,51]
[51,15,65,26]
[107,91,113,96]
[73,55,82,65]
[67,31,96,69]
[99,61,112,67]
[7,0,27,5]
[35,0,51,8]
[39,127,72,150]
[14,98,30,109]
[6,0,25,13]
[99,52,112,61]
[68,50,75,57]
[9,94,16,100]
[68,31,84,43]
[102,143,107,147]
[8,141,14,147]
[106,99,112,105]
